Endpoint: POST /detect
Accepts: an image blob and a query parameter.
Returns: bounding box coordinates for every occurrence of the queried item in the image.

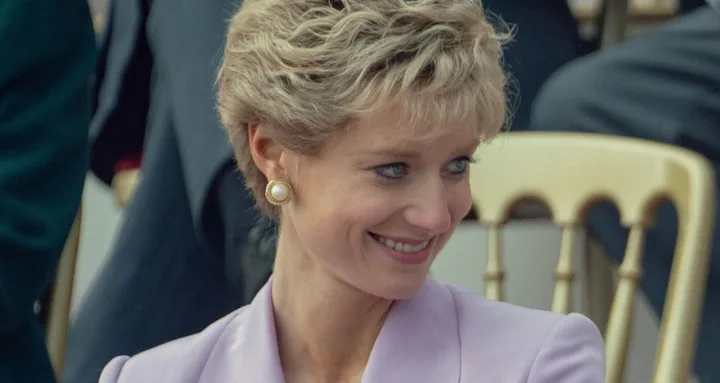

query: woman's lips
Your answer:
[369,232,433,265]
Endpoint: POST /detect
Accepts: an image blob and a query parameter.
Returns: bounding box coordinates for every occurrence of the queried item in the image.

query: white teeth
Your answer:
[374,235,430,253]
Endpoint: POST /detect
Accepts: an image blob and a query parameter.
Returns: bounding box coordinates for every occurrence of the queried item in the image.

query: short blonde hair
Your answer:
[217,0,509,215]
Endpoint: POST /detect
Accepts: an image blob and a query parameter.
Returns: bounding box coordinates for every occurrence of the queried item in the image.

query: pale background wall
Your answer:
[72,177,122,313]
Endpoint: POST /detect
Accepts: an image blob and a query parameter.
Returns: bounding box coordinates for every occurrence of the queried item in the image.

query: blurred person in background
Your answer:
[64,0,583,381]
[0,0,95,382]
[529,2,720,381]
[488,0,583,132]
[64,1,277,382]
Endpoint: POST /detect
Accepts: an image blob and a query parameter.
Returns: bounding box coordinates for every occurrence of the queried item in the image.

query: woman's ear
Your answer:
[248,123,288,180]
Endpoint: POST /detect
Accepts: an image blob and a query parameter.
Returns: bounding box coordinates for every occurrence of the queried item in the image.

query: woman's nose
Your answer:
[403,183,453,235]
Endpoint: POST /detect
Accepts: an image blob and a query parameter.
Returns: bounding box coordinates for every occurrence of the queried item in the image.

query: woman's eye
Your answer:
[374,163,409,180]
[447,156,474,175]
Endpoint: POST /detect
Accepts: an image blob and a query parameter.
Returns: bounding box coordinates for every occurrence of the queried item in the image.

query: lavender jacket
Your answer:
[99,278,605,382]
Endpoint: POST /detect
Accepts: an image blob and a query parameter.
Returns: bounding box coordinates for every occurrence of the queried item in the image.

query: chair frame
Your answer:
[469,132,715,383]
[45,206,82,381]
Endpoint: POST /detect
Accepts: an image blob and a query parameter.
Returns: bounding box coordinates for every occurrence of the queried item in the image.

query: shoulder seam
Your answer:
[524,313,570,382]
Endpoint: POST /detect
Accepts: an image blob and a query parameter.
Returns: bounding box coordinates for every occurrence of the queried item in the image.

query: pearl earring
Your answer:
[265,179,293,206]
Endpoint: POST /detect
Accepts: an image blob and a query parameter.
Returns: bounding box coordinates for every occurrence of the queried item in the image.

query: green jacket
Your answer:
[0,0,95,381]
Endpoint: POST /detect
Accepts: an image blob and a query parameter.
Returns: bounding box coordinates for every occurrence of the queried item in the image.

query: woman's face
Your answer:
[280,108,479,299]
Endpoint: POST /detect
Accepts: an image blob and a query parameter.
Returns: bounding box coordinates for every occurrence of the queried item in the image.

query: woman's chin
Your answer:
[369,275,430,301]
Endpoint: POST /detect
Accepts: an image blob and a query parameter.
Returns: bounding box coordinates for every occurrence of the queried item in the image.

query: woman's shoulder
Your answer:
[442,281,604,344]
[439,282,605,381]
[98,306,251,383]
[443,282,569,331]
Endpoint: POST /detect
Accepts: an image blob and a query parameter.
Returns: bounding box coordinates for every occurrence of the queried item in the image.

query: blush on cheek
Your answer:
[347,198,395,224]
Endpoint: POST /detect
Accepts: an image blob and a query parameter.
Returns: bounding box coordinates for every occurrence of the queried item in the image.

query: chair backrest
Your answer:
[45,207,82,381]
[468,132,715,383]
[111,168,140,208]
[601,0,630,48]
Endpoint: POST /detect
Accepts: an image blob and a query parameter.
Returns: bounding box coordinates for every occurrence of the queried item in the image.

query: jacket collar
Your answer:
[362,278,461,382]
[203,277,460,383]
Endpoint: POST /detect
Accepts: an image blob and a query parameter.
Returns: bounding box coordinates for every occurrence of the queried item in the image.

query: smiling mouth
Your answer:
[368,232,432,253]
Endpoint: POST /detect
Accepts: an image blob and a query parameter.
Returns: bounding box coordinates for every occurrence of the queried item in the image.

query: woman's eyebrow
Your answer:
[362,148,423,158]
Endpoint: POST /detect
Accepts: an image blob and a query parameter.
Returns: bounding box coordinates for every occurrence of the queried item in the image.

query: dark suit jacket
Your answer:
[65,2,269,382]
[89,0,238,246]
[0,0,95,381]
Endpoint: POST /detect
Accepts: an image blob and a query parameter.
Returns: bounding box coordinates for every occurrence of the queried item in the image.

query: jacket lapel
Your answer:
[201,278,460,383]
[199,279,285,383]
[362,278,461,383]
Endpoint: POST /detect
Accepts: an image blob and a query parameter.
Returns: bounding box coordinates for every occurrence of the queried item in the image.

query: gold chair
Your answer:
[569,0,677,49]
[469,131,715,383]
[45,207,82,380]
[111,168,140,208]
[597,0,630,48]
[600,0,677,48]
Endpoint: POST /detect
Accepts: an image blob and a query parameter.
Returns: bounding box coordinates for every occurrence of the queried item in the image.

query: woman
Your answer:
[99,0,605,382]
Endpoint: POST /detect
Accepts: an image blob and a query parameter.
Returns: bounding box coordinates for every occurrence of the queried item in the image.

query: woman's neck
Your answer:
[271,226,393,383]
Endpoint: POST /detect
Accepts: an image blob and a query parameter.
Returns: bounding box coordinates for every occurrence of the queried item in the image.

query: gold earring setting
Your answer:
[265,179,293,206]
